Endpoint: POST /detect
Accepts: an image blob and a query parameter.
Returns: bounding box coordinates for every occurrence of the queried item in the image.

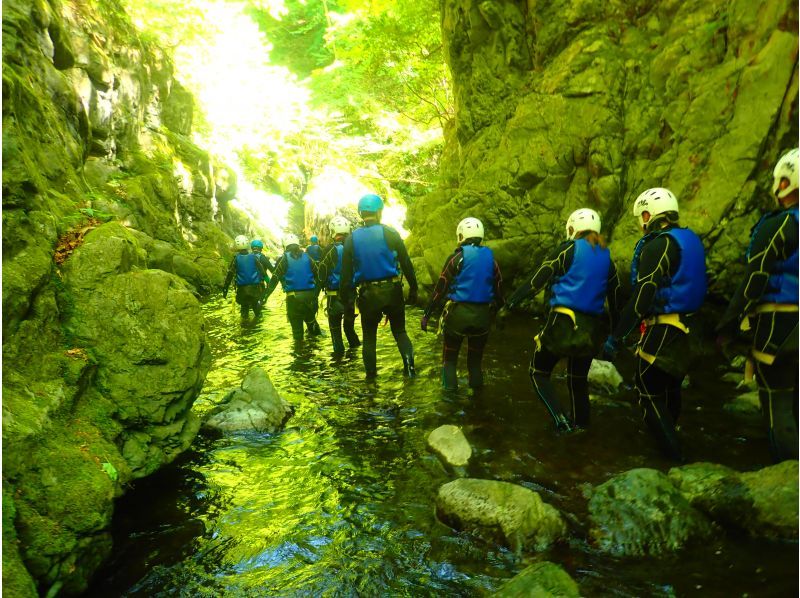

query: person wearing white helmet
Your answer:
[421,217,504,391]
[317,215,360,353]
[604,187,707,461]
[262,233,322,341]
[340,193,419,378]
[501,208,621,430]
[222,234,268,321]
[717,148,799,461]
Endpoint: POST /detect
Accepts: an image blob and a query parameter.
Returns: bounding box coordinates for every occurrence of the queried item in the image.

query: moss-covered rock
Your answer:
[493,561,580,598]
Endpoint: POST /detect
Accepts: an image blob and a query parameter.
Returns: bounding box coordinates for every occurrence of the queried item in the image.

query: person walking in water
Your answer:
[262,234,323,341]
[223,234,267,321]
[306,235,322,262]
[340,193,418,378]
[421,217,503,391]
[250,238,274,306]
[317,215,361,354]
[716,148,799,462]
[603,189,707,461]
[503,209,621,431]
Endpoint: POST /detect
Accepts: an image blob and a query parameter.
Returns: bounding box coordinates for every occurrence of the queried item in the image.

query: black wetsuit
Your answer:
[508,238,621,429]
[263,250,322,340]
[423,242,504,390]
[610,224,704,461]
[340,222,418,377]
[223,251,267,319]
[717,207,799,461]
[318,240,361,353]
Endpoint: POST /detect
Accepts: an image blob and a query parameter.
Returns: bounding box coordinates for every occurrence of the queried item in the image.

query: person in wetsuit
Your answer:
[603,188,707,461]
[421,217,504,391]
[306,235,322,262]
[503,209,621,431]
[262,233,323,341]
[317,216,361,354]
[223,234,267,321]
[716,148,799,462]
[340,193,418,379]
[250,238,275,305]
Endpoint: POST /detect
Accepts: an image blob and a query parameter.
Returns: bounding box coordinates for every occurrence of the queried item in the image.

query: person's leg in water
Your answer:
[360,310,381,378]
[327,296,346,354]
[635,358,684,461]
[441,330,463,390]
[286,296,306,341]
[755,359,799,462]
[343,303,360,348]
[385,285,415,376]
[529,341,571,431]
[566,356,592,427]
[466,332,489,389]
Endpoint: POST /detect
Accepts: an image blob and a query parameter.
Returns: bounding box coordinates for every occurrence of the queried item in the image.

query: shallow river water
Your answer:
[86,295,797,596]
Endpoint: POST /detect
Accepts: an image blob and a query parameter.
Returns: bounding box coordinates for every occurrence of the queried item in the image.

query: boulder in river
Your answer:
[203,366,294,433]
[587,359,623,394]
[427,424,472,468]
[588,468,715,556]
[493,561,580,597]
[436,478,567,553]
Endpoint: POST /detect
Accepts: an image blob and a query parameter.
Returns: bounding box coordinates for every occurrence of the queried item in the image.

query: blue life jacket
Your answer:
[327,243,344,290]
[549,239,610,315]
[448,244,495,303]
[282,252,315,292]
[235,253,262,286]
[306,243,322,261]
[352,224,398,283]
[750,207,799,304]
[650,227,707,314]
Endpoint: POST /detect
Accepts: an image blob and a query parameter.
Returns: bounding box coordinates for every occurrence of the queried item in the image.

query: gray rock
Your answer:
[203,366,294,433]
[427,424,472,467]
[436,478,567,553]
[493,561,580,598]
[587,359,623,394]
[588,468,715,556]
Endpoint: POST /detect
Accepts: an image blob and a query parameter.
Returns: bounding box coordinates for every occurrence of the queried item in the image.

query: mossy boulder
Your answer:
[436,478,567,553]
[493,561,580,598]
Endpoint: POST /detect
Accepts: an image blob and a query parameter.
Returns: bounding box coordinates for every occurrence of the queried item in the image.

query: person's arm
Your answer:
[505,242,573,309]
[339,236,356,305]
[316,245,338,287]
[493,258,505,310]
[423,250,461,318]
[222,256,237,296]
[716,211,798,335]
[384,226,418,292]
[611,235,675,341]
[263,255,287,300]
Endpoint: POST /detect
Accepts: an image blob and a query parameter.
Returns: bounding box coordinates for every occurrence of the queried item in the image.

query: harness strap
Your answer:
[553,306,578,330]
[644,313,690,334]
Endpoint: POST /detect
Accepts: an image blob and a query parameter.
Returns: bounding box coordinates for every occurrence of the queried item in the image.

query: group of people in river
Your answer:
[222,150,798,465]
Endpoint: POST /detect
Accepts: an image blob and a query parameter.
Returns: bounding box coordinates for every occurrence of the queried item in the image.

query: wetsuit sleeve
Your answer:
[493,259,505,310]
[606,260,622,329]
[384,226,418,291]
[716,211,799,335]
[264,255,287,299]
[505,242,573,308]
[423,251,461,318]
[611,234,677,341]
[223,256,237,292]
[316,245,338,286]
[339,236,356,304]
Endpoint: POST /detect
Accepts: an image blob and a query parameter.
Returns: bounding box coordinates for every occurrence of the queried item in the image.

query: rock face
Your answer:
[408,0,798,296]
[203,366,294,433]
[436,478,567,552]
[2,0,246,594]
[427,424,473,468]
[588,468,715,556]
[493,561,580,598]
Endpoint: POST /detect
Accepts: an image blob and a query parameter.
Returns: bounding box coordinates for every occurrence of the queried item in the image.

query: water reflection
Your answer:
[86,296,797,596]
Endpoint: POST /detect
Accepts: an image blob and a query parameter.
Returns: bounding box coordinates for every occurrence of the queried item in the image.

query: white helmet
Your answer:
[234,235,249,250]
[565,208,601,240]
[772,148,799,199]
[633,187,679,230]
[329,215,351,236]
[283,233,299,248]
[456,217,484,243]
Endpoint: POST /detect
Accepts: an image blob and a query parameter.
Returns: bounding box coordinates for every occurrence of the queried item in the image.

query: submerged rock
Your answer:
[587,359,623,394]
[203,366,294,433]
[436,478,567,553]
[723,390,761,415]
[740,461,799,539]
[427,424,472,468]
[588,468,715,556]
[493,561,580,598]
